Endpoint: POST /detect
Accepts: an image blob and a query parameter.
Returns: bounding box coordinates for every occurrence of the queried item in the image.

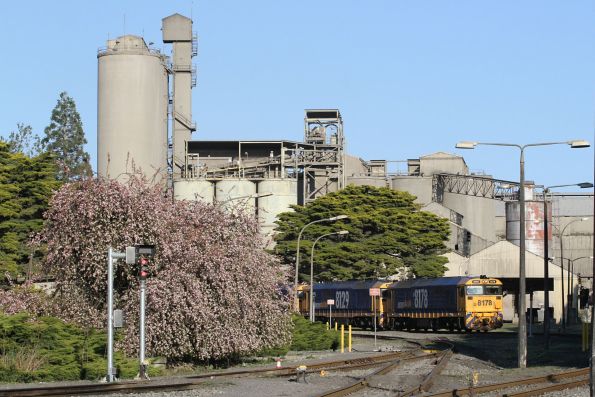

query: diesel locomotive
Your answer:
[297,276,504,332]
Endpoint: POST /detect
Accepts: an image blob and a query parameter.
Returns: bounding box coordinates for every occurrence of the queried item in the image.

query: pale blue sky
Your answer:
[1,1,593,190]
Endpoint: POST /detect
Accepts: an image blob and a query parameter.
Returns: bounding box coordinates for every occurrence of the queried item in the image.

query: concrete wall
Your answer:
[550,217,594,276]
[347,177,390,188]
[442,192,497,242]
[419,152,468,176]
[392,176,433,205]
[345,154,369,177]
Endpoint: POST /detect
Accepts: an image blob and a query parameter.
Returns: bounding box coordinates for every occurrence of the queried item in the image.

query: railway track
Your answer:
[427,367,588,397]
[0,349,418,397]
[315,338,454,397]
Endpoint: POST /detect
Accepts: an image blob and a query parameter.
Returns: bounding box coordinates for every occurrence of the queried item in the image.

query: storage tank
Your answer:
[506,200,552,258]
[173,180,214,204]
[215,180,257,215]
[97,35,169,181]
[258,179,298,241]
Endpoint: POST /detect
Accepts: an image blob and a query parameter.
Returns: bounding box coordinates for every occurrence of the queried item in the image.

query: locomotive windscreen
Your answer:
[466,285,502,295]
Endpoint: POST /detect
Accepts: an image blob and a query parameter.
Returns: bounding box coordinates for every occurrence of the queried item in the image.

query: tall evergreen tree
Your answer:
[0,142,61,279]
[274,185,451,281]
[41,92,92,181]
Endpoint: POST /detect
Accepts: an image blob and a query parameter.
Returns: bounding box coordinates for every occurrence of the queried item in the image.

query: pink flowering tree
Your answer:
[36,177,291,361]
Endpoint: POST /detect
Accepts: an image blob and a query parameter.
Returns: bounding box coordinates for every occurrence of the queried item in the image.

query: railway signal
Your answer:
[106,244,155,383]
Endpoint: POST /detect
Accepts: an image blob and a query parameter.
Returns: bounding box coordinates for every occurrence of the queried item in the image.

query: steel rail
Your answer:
[185,350,416,379]
[315,349,452,397]
[0,351,420,397]
[503,378,587,397]
[313,359,404,397]
[0,380,202,397]
[425,367,589,397]
[399,350,454,397]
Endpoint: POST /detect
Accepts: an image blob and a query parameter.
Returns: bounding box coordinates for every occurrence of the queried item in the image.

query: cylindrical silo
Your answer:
[215,180,257,215]
[258,179,298,241]
[173,180,215,204]
[506,200,552,258]
[97,35,169,181]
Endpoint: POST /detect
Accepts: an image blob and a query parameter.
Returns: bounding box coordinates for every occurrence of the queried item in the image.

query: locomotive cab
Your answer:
[461,278,504,331]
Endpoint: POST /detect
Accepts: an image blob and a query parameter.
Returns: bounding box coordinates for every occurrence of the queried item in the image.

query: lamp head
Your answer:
[455,141,477,149]
[328,215,349,221]
[578,182,594,189]
[569,140,590,148]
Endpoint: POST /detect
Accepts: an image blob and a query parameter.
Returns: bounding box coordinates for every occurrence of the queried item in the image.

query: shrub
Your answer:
[0,313,146,382]
[290,315,339,351]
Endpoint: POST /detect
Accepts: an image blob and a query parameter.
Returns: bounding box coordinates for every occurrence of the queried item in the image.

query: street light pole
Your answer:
[541,182,593,349]
[456,139,590,369]
[309,230,349,322]
[560,217,589,330]
[543,193,551,349]
[294,215,348,310]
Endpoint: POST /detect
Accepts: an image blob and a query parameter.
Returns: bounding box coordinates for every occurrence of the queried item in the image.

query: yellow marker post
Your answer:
[348,325,352,352]
[340,324,344,353]
[334,322,338,331]
[326,321,329,330]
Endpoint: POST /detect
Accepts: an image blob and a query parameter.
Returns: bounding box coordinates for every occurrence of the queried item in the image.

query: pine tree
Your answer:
[41,92,92,181]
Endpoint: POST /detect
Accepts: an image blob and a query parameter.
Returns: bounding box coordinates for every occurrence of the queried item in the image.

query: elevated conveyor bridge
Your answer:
[432,173,521,203]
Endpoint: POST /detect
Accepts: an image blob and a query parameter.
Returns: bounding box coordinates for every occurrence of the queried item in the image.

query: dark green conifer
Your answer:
[0,142,61,278]
[41,92,92,180]
[274,185,450,281]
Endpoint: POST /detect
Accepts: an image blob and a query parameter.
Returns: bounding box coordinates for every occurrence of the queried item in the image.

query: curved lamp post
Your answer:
[456,139,590,369]
[542,182,593,348]
[294,215,348,310]
[560,217,590,329]
[309,230,349,322]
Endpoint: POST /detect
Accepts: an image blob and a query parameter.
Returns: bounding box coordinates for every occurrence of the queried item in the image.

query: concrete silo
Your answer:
[173,180,215,204]
[215,180,257,214]
[258,179,298,245]
[97,35,169,180]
